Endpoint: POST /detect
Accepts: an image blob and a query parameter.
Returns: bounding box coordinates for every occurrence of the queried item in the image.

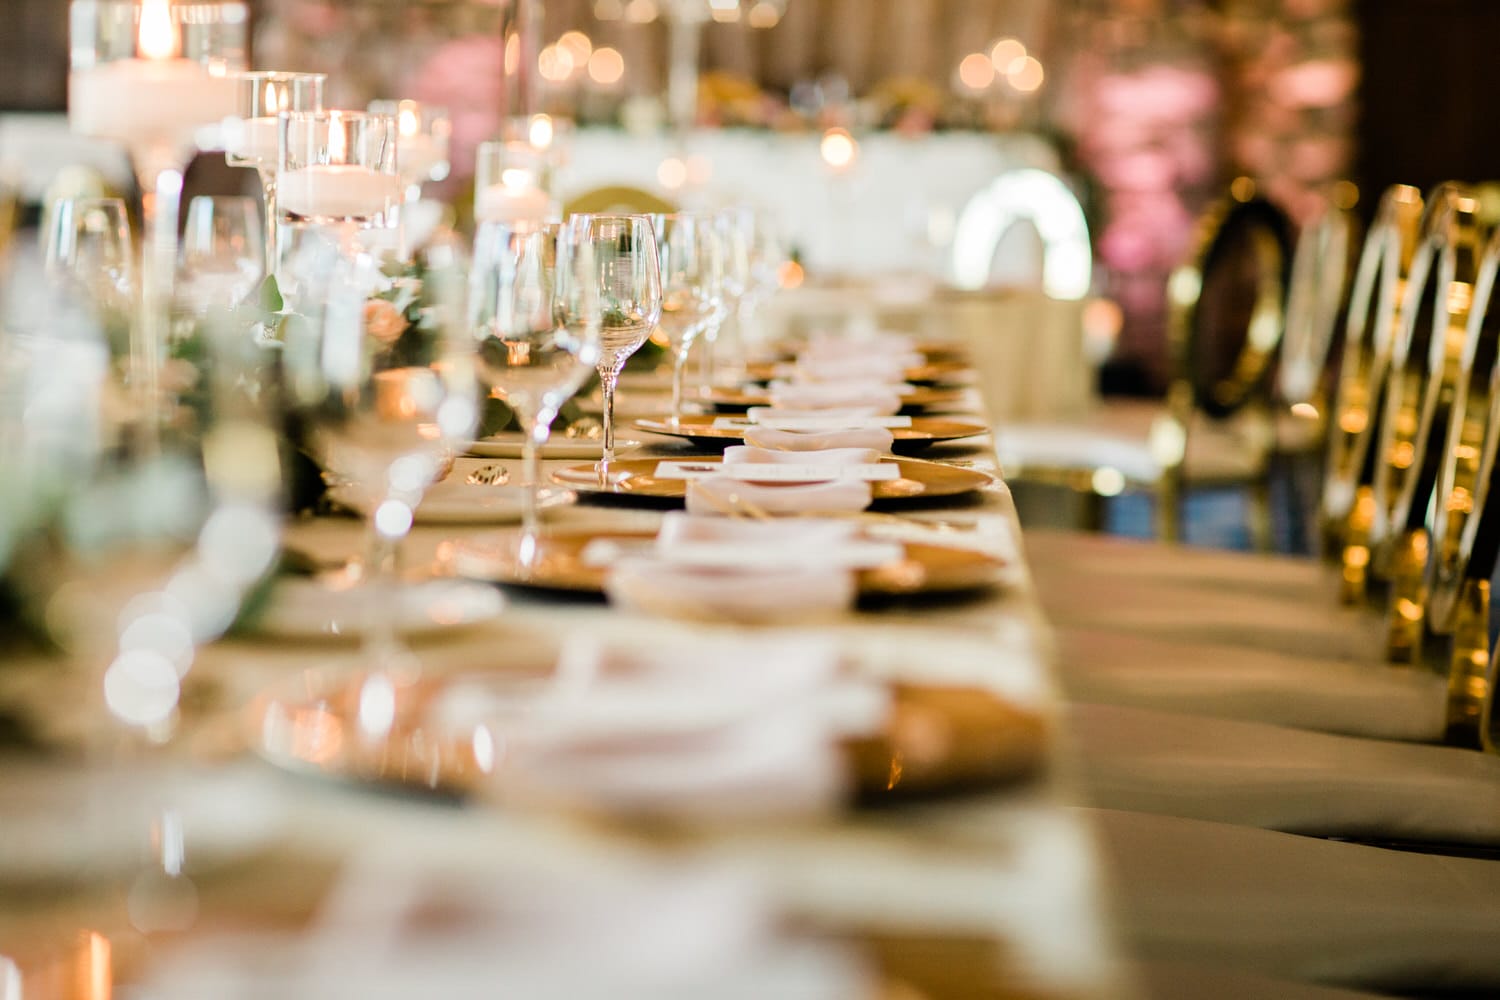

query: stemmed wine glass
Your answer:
[280,233,477,676]
[177,195,264,314]
[469,221,601,566]
[703,206,753,389]
[225,71,325,278]
[562,215,661,476]
[648,213,722,425]
[43,196,136,324]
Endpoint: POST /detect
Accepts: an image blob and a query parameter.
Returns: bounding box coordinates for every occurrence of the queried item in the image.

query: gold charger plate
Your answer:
[250,666,1048,806]
[742,360,971,386]
[703,385,969,413]
[633,414,987,453]
[450,529,1006,597]
[550,457,993,503]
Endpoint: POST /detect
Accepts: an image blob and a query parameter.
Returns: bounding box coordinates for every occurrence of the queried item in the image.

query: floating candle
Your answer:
[224,115,279,167]
[279,164,400,221]
[474,182,554,224]
[69,59,236,150]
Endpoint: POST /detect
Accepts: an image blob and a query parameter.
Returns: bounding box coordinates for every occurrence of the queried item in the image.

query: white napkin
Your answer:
[686,476,874,516]
[747,406,887,423]
[655,511,857,549]
[607,560,857,624]
[743,425,896,453]
[791,356,911,384]
[722,445,883,467]
[767,381,904,414]
[0,957,18,1000]
[801,332,921,363]
[1072,702,1500,846]
[437,638,887,820]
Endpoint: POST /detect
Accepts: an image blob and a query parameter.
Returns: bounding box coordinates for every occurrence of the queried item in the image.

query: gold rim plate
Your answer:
[742,360,970,386]
[452,529,1007,597]
[632,414,988,451]
[703,385,969,412]
[550,457,993,502]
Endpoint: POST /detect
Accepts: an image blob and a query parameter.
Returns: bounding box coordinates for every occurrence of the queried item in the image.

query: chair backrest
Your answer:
[1368,183,1486,556]
[1166,191,1293,424]
[1426,223,1500,746]
[1320,184,1424,557]
[1279,201,1359,408]
[950,168,1091,300]
[562,185,676,218]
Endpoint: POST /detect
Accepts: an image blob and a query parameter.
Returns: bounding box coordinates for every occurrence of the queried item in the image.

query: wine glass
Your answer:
[177,195,263,313]
[704,205,753,388]
[562,215,661,475]
[368,99,452,204]
[469,221,601,565]
[280,234,477,676]
[225,71,326,277]
[43,196,135,325]
[648,213,722,425]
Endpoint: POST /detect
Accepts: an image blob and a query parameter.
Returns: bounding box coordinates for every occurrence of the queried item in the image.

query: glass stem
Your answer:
[599,362,620,469]
[670,347,689,425]
[136,156,185,454]
[362,502,405,672]
[257,167,279,280]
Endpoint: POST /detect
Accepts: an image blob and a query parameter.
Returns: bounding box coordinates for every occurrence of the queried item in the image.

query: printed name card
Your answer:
[712,416,913,431]
[655,461,900,482]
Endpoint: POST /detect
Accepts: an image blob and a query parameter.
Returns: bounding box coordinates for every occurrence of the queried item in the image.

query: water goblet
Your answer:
[648,212,722,424]
[469,221,600,566]
[43,196,135,325]
[177,195,263,314]
[560,215,661,476]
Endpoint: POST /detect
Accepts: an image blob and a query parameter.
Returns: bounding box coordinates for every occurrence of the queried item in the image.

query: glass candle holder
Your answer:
[473,141,557,225]
[226,71,325,275]
[68,0,247,444]
[278,110,402,229]
[368,99,452,203]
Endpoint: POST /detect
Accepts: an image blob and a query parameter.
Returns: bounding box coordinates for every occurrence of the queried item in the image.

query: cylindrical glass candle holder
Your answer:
[226,71,325,275]
[368,99,452,202]
[278,110,402,229]
[473,140,557,225]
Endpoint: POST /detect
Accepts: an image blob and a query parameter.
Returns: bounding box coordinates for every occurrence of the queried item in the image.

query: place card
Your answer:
[581,538,905,570]
[713,416,913,431]
[655,461,900,482]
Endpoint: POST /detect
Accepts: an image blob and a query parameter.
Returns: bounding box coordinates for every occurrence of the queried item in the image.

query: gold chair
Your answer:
[1032,183,1491,742]
[995,183,1293,547]
[562,185,676,217]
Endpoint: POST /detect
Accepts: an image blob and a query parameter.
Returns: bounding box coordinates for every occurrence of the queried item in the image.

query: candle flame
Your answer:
[398,103,419,139]
[501,167,534,191]
[138,0,177,60]
[327,111,346,161]
[264,80,281,114]
[528,114,554,150]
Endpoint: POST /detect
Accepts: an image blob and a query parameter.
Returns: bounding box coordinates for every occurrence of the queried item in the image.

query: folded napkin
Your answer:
[435,638,887,821]
[766,381,904,413]
[607,560,856,624]
[722,445,883,467]
[791,356,911,384]
[746,406,886,423]
[655,511,857,549]
[742,426,896,453]
[685,476,873,516]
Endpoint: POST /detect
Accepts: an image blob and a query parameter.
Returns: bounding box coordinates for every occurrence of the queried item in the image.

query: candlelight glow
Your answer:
[139,0,177,60]
[747,1,782,28]
[990,38,1027,74]
[528,114,555,149]
[624,0,659,24]
[327,111,346,160]
[558,31,593,66]
[820,128,857,170]
[958,53,996,92]
[398,103,419,138]
[538,45,577,83]
[1009,56,1045,93]
[501,167,535,190]
[589,47,625,86]
[657,156,687,190]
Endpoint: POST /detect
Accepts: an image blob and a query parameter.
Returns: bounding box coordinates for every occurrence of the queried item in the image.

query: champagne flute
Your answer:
[705,205,754,387]
[648,213,721,425]
[563,215,661,476]
[280,234,477,676]
[177,195,263,313]
[469,221,600,565]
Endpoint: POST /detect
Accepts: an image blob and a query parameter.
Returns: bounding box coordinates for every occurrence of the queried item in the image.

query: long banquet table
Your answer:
[0,367,1138,999]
